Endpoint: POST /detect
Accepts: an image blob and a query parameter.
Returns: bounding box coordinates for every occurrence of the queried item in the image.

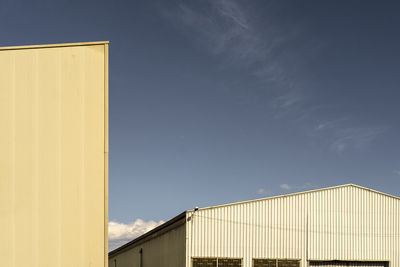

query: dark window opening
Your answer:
[277,260,300,267]
[139,248,143,267]
[218,258,242,267]
[253,259,300,267]
[192,258,242,267]
[253,259,277,267]
[192,258,217,267]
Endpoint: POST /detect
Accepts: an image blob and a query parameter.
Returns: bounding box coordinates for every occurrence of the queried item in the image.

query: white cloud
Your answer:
[394,170,400,176]
[280,182,316,191]
[257,188,272,196]
[108,219,164,251]
[280,183,292,190]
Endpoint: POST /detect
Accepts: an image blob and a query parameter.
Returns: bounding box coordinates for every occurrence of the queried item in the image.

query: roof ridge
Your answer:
[190,184,399,212]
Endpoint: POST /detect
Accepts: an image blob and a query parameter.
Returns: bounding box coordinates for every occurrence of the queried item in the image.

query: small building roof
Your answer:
[0,41,109,51]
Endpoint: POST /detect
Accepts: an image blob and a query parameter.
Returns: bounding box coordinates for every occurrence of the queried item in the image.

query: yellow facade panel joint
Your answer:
[0,41,110,51]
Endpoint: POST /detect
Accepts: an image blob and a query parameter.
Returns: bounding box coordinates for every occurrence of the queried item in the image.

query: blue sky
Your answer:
[1,0,400,249]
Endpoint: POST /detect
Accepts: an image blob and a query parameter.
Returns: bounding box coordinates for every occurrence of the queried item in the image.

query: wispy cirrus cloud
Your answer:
[175,0,261,63]
[314,118,349,131]
[162,0,314,116]
[312,118,387,153]
[162,1,388,154]
[311,117,389,154]
[329,126,386,153]
[108,219,164,251]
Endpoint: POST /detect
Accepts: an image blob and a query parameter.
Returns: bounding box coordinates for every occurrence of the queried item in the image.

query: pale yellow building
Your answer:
[109,184,399,267]
[0,41,109,267]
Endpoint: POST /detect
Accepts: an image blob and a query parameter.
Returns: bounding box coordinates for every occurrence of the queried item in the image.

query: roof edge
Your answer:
[108,211,187,257]
[190,184,400,212]
[0,41,109,51]
[350,183,400,201]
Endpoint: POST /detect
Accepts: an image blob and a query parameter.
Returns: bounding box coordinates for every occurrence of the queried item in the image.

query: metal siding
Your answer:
[108,224,186,267]
[187,185,399,267]
[0,43,108,267]
[308,186,398,262]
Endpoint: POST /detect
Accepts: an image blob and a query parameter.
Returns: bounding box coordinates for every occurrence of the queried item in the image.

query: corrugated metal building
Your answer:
[109,184,400,267]
[0,42,109,267]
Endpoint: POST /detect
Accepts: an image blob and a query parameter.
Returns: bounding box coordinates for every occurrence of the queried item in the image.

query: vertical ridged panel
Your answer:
[188,194,307,267]
[187,185,399,267]
[0,43,108,267]
[308,186,399,264]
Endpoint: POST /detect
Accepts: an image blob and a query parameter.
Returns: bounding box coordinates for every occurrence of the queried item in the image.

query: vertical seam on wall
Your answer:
[81,46,87,267]
[105,43,107,267]
[104,43,109,267]
[34,50,39,267]
[57,47,62,267]
[11,50,16,267]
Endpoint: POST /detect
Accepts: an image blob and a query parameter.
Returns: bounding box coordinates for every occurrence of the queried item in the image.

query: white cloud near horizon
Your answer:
[108,219,164,251]
[257,188,272,196]
[280,182,316,191]
[280,183,292,190]
[257,183,316,196]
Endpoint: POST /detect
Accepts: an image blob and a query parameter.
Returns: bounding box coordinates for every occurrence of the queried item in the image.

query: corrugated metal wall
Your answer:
[108,223,186,267]
[0,42,108,267]
[186,185,399,267]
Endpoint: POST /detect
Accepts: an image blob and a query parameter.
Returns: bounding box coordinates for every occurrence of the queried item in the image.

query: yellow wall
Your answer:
[0,42,109,267]
[108,224,186,267]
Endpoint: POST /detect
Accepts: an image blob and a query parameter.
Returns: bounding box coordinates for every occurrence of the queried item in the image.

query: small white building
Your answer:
[108,184,400,267]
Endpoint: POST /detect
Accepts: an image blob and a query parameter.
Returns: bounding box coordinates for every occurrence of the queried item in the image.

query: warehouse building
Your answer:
[109,184,400,267]
[1,42,109,267]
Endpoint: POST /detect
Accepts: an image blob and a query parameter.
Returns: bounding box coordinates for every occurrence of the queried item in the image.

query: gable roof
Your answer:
[190,184,400,212]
